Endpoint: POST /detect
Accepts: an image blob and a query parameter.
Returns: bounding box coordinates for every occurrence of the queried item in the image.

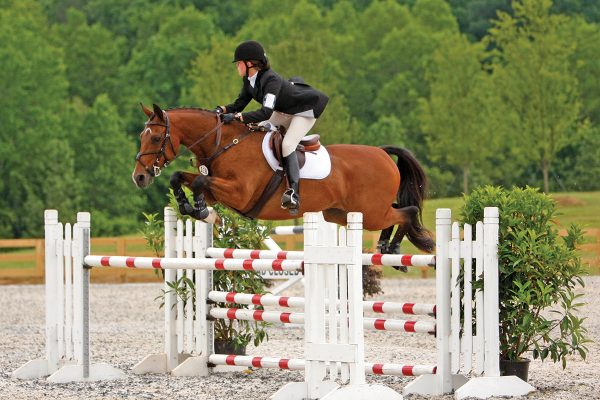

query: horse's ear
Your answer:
[141,103,153,117]
[153,103,164,121]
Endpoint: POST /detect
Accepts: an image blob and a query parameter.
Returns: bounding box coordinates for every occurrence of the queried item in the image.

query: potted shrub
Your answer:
[460,186,590,381]
[143,192,272,355]
[208,203,272,354]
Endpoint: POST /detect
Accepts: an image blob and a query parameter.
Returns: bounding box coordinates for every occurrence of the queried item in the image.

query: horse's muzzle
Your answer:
[132,171,153,188]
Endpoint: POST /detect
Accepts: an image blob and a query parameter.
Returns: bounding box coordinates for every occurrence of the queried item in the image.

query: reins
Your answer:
[136,109,252,177]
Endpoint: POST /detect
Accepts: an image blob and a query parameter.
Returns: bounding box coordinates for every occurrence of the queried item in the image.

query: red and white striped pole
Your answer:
[208,354,436,377]
[206,247,435,268]
[208,291,436,316]
[210,307,436,334]
[84,255,303,272]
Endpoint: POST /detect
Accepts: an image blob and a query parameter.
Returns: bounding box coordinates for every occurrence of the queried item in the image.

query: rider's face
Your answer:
[236,61,246,77]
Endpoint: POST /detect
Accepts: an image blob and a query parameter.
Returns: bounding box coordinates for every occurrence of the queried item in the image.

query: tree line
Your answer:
[2,0,599,238]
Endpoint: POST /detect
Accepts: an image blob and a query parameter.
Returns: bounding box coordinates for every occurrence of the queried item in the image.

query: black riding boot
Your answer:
[281,152,300,211]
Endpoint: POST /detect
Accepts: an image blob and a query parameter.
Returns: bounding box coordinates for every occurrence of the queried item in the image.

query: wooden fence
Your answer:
[1,228,598,284]
[0,237,162,284]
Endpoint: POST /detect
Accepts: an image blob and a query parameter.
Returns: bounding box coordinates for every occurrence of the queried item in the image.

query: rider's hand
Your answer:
[215,106,225,114]
[258,121,273,131]
[220,113,235,124]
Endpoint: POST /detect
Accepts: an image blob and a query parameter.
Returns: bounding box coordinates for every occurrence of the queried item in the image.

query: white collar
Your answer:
[248,72,258,88]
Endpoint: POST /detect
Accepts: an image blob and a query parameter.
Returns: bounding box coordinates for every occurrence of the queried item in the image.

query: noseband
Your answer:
[135,110,224,178]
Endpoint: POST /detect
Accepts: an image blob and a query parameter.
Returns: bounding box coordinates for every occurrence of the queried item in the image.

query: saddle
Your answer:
[267,126,321,169]
[241,124,327,219]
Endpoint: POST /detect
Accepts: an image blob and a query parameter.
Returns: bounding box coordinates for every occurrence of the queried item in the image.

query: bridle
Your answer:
[135,111,177,177]
[135,109,227,177]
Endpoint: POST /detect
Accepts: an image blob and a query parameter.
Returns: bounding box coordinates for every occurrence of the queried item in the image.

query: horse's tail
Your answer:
[380,146,434,252]
[380,146,427,216]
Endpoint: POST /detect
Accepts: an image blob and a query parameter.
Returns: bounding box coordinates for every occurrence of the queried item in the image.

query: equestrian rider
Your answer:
[217,40,329,211]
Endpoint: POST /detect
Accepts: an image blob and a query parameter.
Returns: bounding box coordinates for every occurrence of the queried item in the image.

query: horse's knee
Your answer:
[170,171,184,187]
[191,175,209,192]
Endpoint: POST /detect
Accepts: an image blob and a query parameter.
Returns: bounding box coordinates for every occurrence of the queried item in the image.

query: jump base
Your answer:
[454,376,535,399]
[46,363,125,383]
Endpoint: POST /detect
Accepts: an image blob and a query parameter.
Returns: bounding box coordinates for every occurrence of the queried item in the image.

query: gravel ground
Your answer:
[1,277,598,400]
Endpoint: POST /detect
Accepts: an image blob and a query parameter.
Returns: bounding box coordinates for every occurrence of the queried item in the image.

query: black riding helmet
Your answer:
[233,40,268,64]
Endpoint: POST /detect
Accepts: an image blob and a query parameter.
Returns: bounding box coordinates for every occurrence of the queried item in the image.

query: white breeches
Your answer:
[267,111,317,156]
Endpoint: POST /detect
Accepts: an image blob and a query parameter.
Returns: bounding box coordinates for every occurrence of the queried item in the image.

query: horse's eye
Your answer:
[151,135,162,144]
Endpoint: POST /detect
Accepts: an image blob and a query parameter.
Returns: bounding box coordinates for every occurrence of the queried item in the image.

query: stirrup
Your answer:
[281,188,299,210]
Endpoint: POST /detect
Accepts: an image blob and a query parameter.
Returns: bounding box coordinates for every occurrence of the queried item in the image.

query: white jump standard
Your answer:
[13,207,536,399]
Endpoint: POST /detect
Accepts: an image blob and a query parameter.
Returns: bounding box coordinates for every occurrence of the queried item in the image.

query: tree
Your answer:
[358,115,407,147]
[84,0,167,45]
[420,34,498,194]
[565,16,600,125]
[552,0,600,23]
[343,0,412,124]
[448,0,512,41]
[116,5,221,127]
[0,0,79,237]
[70,94,145,235]
[365,0,460,155]
[54,8,127,105]
[486,0,582,193]
[552,124,600,191]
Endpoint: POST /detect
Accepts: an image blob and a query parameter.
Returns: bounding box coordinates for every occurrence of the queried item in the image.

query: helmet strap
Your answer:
[245,61,257,78]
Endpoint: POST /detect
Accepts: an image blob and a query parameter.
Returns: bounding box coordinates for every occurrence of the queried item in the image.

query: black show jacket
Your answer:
[225,68,328,123]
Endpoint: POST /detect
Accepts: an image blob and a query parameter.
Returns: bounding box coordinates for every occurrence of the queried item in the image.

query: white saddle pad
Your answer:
[261,131,331,180]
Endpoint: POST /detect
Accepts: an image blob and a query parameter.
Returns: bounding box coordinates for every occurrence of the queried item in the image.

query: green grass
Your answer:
[549,192,600,228]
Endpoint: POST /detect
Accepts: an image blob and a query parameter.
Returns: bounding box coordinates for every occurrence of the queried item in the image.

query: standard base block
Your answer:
[270,381,340,400]
[454,376,535,399]
[12,358,54,380]
[132,354,169,374]
[46,363,125,383]
[172,355,210,377]
[271,382,401,400]
[404,374,468,396]
[321,384,402,399]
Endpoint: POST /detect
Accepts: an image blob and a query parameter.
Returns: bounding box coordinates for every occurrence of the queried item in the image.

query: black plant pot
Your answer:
[214,340,247,355]
[500,358,531,382]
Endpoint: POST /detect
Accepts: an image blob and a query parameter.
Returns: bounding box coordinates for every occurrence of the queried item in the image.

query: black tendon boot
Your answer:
[281,152,300,211]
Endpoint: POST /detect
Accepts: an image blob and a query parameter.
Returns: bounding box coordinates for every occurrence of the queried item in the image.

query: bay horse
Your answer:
[132,103,434,256]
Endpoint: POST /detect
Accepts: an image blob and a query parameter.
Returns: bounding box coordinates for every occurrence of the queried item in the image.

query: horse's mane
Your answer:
[165,106,215,114]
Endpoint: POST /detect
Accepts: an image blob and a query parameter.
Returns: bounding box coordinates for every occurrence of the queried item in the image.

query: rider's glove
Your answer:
[257,121,273,131]
[220,113,235,124]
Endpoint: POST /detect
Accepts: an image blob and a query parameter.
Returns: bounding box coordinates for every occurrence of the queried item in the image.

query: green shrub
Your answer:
[146,189,273,352]
[461,186,590,367]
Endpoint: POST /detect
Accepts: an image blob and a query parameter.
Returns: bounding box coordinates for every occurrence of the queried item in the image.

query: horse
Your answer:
[132,103,434,256]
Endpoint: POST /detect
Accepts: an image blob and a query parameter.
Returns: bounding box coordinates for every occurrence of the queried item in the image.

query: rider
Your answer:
[217,40,329,211]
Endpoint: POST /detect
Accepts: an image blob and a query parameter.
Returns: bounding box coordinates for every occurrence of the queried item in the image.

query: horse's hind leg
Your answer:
[377,227,394,254]
[396,206,435,253]
[380,205,435,255]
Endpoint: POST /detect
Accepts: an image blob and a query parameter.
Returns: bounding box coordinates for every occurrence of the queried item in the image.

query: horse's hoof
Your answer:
[377,240,389,254]
[392,265,408,273]
[179,203,195,216]
[191,207,210,220]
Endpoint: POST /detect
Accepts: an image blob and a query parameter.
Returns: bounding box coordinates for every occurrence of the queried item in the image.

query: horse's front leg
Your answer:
[192,175,255,213]
[170,171,204,217]
[188,174,211,220]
